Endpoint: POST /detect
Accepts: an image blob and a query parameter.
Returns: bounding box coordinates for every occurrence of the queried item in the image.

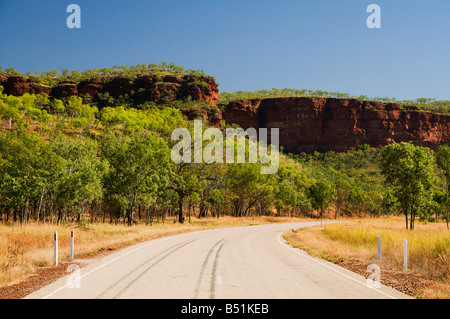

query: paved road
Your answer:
[25,222,410,299]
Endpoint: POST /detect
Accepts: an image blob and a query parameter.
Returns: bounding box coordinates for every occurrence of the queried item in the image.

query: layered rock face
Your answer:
[2,72,448,152]
[221,97,450,153]
[0,73,219,106]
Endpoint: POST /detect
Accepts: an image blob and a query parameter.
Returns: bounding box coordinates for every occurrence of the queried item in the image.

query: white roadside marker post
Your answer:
[54,231,58,266]
[403,239,408,271]
[377,235,382,262]
[70,230,74,259]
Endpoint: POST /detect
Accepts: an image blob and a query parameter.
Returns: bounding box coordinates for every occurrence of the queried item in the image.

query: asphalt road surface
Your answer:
[25,222,410,299]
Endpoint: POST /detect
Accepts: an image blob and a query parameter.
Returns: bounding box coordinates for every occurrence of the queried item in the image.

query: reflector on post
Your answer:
[54,231,58,266]
[70,230,74,259]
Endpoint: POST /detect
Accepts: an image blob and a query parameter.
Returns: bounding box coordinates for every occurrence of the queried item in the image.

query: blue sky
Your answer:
[1,0,449,100]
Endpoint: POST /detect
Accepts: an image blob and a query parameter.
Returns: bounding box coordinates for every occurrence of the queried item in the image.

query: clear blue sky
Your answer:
[1,0,449,100]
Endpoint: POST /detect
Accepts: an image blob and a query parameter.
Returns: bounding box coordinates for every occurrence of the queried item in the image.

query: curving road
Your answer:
[25,222,410,299]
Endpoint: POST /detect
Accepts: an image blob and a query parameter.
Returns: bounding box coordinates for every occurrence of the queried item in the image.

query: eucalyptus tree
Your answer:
[102,133,170,226]
[0,99,22,130]
[295,191,313,217]
[274,182,297,217]
[49,135,105,224]
[435,145,450,229]
[225,163,275,217]
[333,176,351,219]
[168,161,204,222]
[0,130,56,224]
[308,180,336,223]
[379,142,435,230]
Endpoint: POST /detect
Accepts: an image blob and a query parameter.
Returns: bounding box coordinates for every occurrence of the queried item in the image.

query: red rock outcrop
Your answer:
[28,83,51,95]
[181,107,223,126]
[3,76,30,96]
[51,82,78,98]
[177,75,219,106]
[0,75,51,96]
[221,97,450,153]
[77,77,103,97]
[0,73,219,106]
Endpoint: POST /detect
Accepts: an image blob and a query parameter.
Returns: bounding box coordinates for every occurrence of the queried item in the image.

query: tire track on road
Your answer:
[95,239,196,299]
[210,241,226,299]
[193,239,225,299]
[111,239,196,299]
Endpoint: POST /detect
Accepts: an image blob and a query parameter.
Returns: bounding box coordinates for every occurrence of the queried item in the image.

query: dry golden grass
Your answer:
[283,217,450,298]
[0,216,306,287]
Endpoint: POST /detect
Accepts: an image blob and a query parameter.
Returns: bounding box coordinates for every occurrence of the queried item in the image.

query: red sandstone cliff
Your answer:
[0,73,219,106]
[221,97,450,153]
[1,73,448,152]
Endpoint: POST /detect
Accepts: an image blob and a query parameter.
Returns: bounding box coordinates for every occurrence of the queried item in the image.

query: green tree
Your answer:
[295,191,312,217]
[381,189,398,215]
[0,99,22,130]
[309,180,336,224]
[0,130,56,225]
[168,161,203,223]
[51,136,106,224]
[379,142,435,230]
[435,145,450,229]
[275,182,297,217]
[333,176,351,219]
[102,133,170,226]
[225,163,274,217]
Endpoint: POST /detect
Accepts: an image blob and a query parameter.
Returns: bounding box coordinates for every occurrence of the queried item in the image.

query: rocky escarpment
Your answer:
[1,72,448,153]
[220,97,450,153]
[0,75,52,96]
[0,73,219,106]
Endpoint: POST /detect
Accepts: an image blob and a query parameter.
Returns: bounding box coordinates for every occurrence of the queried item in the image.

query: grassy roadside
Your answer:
[0,216,308,289]
[283,218,450,299]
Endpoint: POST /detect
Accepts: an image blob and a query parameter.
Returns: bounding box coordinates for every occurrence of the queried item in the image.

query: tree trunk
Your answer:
[446,175,449,230]
[163,208,167,225]
[127,209,133,226]
[150,206,154,226]
[102,205,106,223]
[188,203,192,223]
[36,192,44,226]
[178,194,185,224]
[320,206,323,226]
[57,210,62,226]
[405,207,409,230]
